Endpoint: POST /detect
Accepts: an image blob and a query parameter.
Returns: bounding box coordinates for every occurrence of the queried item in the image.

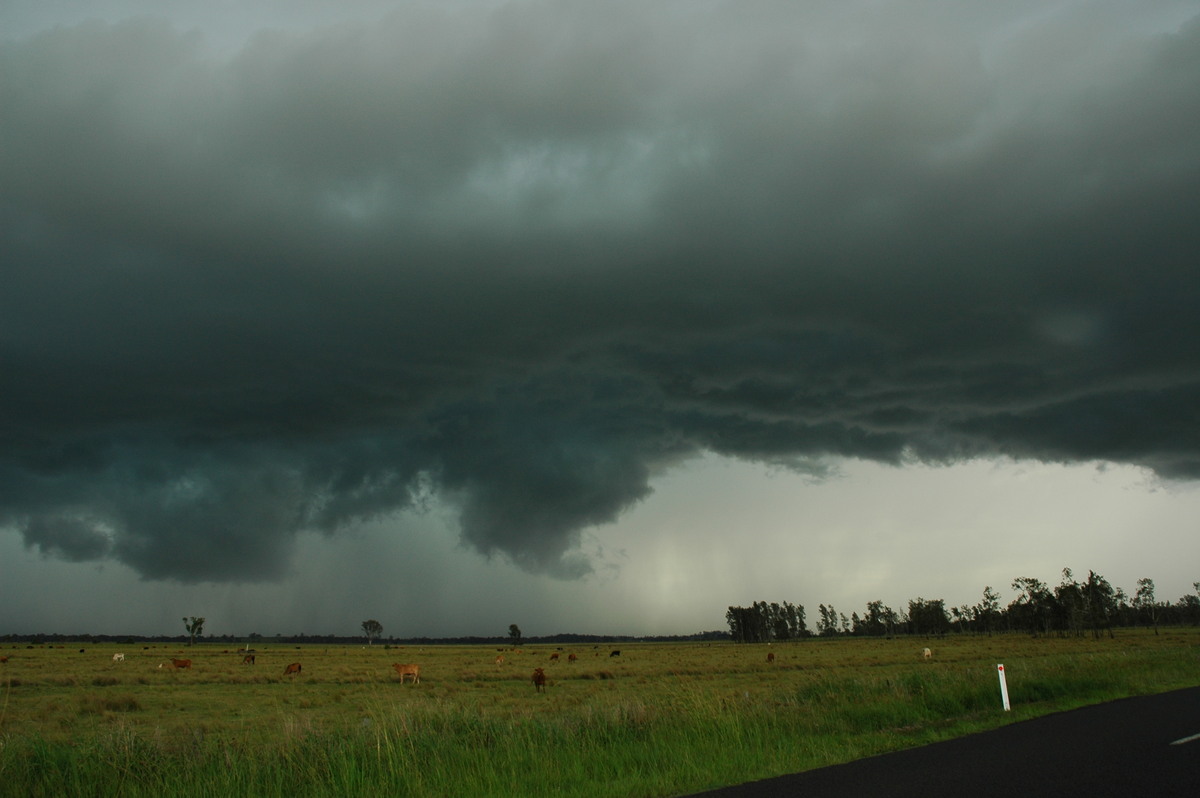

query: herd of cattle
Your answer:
[149,655,304,676]
[138,648,633,686]
[2,647,936,692]
[2,646,638,690]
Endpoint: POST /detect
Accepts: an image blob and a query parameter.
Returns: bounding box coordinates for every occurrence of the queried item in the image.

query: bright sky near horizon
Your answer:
[2,1,1199,638]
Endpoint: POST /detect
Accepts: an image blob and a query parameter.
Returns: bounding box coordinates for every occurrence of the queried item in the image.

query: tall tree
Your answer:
[725,606,750,643]
[816,604,839,637]
[1009,577,1053,636]
[727,601,807,643]
[950,605,967,634]
[786,601,808,638]
[1133,578,1159,635]
[361,619,383,645]
[508,624,522,645]
[183,616,205,647]
[976,586,1001,635]
[860,600,887,636]
[770,602,789,641]
[859,600,897,638]
[1177,592,1200,626]
[1055,568,1086,637]
[906,598,949,637]
[1083,570,1117,639]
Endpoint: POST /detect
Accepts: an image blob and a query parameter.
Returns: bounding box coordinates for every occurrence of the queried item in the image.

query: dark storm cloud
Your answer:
[2,2,1199,581]
[22,515,113,562]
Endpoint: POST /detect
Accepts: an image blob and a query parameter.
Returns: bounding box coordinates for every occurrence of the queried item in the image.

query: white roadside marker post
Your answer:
[997,664,1011,711]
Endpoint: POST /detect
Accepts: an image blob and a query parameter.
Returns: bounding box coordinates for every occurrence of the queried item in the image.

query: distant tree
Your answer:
[816,604,839,637]
[183,617,205,647]
[725,601,807,643]
[770,603,789,641]
[975,586,1001,635]
[876,602,900,637]
[906,598,949,637]
[1009,577,1053,636]
[864,597,902,633]
[1177,593,1200,626]
[726,606,755,643]
[362,619,383,645]
[508,624,522,645]
[1132,578,1159,635]
[1083,570,1117,639]
[726,604,768,643]
[770,600,806,640]
[1113,586,1130,626]
[1055,568,1086,637]
[786,600,808,638]
[725,607,744,642]
[950,605,967,634]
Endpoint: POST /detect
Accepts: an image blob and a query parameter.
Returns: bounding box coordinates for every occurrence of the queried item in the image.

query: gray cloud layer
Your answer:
[3,2,1199,582]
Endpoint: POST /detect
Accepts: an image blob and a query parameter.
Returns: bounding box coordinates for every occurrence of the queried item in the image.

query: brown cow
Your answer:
[242,654,256,665]
[767,652,775,663]
[392,663,420,684]
[567,653,578,663]
[532,667,547,693]
[160,658,191,670]
[549,653,559,661]
[494,655,505,666]
[0,656,9,664]
[283,662,302,676]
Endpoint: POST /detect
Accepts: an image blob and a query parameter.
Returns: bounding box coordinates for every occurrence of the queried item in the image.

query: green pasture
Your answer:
[1,630,1198,797]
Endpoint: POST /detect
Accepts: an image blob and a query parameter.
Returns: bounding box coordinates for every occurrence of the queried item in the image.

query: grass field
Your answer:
[1,629,1198,797]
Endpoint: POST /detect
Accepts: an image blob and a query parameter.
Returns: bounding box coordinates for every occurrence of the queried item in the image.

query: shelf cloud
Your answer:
[3,2,1199,584]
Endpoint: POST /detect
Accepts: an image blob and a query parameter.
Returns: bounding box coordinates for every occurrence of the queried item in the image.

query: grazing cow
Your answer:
[609,650,621,658]
[392,663,420,684]
[549,653,559,661]
[242,654,256,665]
[922,648,932,659]
[494,655,505,666]
[766,652,775,663]
[283,662,302,676]
[112,653,125,663]
[160,658,191,670]
[532,667,547,693]
[567,653,577,663]
[0,656,9,664]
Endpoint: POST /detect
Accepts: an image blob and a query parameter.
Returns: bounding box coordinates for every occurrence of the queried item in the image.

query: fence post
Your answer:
[997,664,1011,711]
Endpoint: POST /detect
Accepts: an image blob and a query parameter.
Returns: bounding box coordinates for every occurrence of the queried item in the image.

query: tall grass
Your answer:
[1,631,1197,797]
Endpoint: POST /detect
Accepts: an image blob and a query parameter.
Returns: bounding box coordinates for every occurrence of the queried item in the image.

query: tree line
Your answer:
[727,570,1200,642]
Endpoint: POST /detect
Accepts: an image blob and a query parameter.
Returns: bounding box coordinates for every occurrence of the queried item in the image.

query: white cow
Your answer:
[922,648,932,659]
[112,653,125,662]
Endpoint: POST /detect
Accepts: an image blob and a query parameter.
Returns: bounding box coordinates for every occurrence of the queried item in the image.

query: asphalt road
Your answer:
[687,686,1200,797]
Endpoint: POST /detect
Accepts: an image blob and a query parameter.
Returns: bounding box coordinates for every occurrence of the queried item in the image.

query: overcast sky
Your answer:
[2,1,1199,639]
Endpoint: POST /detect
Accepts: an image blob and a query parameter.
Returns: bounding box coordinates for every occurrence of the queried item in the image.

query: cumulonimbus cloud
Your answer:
[2,2,1199,581]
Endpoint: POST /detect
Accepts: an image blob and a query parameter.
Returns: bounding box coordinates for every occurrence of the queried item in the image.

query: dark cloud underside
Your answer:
[2,2,1199,581]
